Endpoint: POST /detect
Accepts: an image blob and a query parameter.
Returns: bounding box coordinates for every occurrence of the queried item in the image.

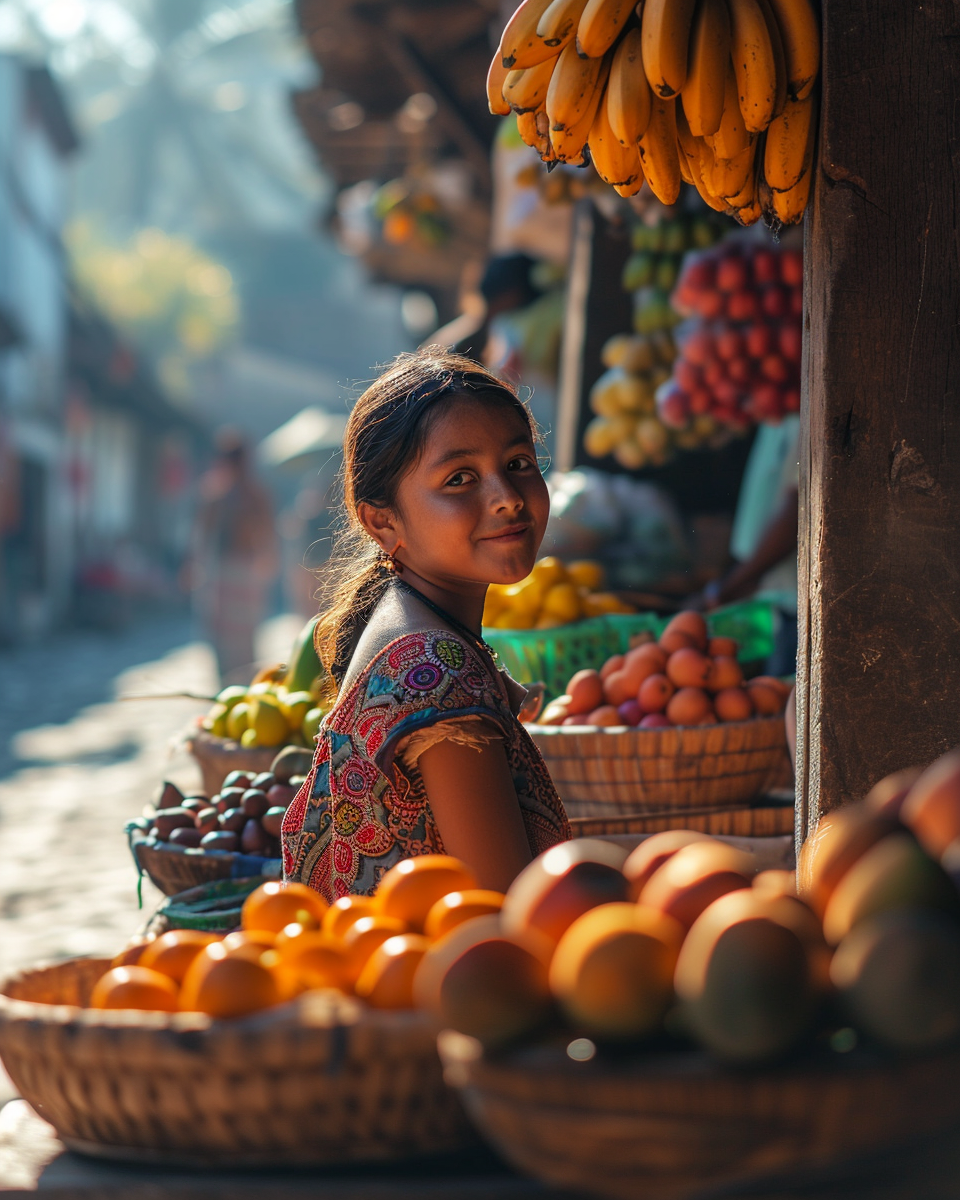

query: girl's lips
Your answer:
[481,525,530,542]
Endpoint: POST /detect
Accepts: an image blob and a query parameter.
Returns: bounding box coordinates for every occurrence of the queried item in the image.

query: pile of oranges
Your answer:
[90,861,505,1019]
[538,609,790,728]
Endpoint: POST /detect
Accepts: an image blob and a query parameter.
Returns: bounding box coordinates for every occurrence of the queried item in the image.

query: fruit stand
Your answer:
[3,0,960,1196]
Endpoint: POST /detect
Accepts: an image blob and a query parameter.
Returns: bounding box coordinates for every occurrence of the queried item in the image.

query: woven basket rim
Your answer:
[131,833,281,867]
[0,957,430,1037]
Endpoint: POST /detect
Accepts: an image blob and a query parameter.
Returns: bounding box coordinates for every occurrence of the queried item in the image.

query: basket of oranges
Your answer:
[0,860,499,1165]
[527,610,793,817]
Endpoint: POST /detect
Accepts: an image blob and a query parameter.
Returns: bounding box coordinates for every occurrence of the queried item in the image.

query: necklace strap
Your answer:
[392,579,499,664]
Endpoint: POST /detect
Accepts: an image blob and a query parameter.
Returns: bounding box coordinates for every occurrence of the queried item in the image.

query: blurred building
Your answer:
[0,56,204,642]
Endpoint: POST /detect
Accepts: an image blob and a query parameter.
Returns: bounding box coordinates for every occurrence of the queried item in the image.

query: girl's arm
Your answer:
[417,738,532,893]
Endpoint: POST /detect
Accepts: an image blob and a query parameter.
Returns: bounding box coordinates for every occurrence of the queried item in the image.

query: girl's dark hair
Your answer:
[316,347,536,686]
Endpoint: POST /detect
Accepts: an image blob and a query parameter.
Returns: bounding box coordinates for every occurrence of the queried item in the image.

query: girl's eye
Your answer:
[445,471,471,487]
[508,455,534,471]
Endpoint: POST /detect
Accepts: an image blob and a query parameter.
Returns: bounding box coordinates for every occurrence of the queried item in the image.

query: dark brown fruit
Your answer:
[266,783,297,810]
[195,807,219,835]
[168,826,203,848]
[270,746,313,785]
[252,772,275,791]
[155,781,184,809]
[152,808,194,840]
[223,771,253,790]
[180,798,206,815]
[241,789,269,818]
[219,807,246,833]
[217,787,245,814]
[240,818,268,855]
[200,830,238,852]
[262,807,287,837]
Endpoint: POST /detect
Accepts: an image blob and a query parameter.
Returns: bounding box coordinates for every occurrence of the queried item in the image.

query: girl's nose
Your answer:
[488,473,523,513]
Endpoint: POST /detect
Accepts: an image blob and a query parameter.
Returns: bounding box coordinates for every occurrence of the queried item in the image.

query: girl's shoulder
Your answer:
[350,627,499,699]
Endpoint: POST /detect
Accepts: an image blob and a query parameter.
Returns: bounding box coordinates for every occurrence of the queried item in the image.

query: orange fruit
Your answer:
[341,915,409,982]
[110,934,157,968]
[222,929,276,954]
[666,648,712,689]
[375,855,477,931]
[630,642,668,672]
[322,895,378,941]
[424,890,506,940]
[355,933,431,1008]
[599,654,624,682]
[714,687,754,722]
[707,655,744,692]
[659,628,697,655]
[90,966,180,1012]
[746,681,785,715]
[241,881,327,934]
[276,932,351,991]
[139,930,218,984]
[666,687,714,726]
[662,611,708,651]
[638,673,675,713]
[180,942,282,1017]
[708,636,739,658]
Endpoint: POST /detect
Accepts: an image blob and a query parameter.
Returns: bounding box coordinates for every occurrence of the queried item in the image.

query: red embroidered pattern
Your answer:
[281,629,569,902]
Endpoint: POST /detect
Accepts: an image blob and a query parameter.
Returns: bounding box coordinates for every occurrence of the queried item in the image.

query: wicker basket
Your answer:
[185,728,284,798]
[439,1033,960,1200]
[0,958,472,1166]
[130,834,281,897]
[152,876,267,934]
[568,796,795,839]
[528,716,792,816]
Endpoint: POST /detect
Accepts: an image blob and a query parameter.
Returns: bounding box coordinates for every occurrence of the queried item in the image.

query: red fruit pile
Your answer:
[538,611,791,729]
[659,244,802,430]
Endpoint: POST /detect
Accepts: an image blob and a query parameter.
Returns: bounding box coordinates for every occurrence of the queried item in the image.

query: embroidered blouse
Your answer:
[281,628,569,901]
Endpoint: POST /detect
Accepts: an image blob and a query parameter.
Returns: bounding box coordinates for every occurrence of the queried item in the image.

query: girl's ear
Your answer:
[357,501,400,553]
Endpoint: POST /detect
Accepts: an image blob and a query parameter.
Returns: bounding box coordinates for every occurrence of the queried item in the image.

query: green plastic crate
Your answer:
[154,876,268,933]
[484,598,777,699]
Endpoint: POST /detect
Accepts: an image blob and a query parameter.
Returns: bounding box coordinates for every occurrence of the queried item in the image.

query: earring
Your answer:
[378,548,403,575]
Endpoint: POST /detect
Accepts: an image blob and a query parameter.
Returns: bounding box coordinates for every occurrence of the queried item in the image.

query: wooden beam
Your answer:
[796,0,960,839]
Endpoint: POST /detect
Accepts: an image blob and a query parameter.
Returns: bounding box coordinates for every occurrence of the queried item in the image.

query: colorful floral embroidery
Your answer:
[282,629,569,902]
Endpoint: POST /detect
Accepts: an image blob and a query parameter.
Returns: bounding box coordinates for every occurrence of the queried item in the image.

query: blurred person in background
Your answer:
[187,429,278,684]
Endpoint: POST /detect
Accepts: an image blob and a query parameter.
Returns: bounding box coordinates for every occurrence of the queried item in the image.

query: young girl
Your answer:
[281,349,570,900]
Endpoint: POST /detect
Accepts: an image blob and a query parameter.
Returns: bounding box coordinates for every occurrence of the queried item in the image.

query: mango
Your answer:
[623,831,714,900]
[501,840,630,948]
[900,747,960,859]
[550,903,683,1038]
[638,841,753,930]
[413,915,552,1048]
[675,890,816,1063]
[270,745,313,785]
[830,909,960,1051]
[821,832,960,946]
[797,806,900,917]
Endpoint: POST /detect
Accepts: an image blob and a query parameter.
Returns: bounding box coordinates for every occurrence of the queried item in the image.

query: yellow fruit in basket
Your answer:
[216,685,249,710]
[240,728,259,748]
[302,706,324,742]
[493,609,534,630]
[584,415,627,458]
[503,577,544,617]
[582,591,633,617]
[203,703,229,737]
[541,582,582,623]
[248,694,289,747]
[566,560,605,590]
[280,690,314,730]
[531,556,567,589]
[482,585,507,626]
[635,416,671,457]
[355,933,431,1008]
[226,701,250,741]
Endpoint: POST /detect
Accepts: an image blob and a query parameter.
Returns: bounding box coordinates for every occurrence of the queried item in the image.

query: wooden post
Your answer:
[796,0,960,839]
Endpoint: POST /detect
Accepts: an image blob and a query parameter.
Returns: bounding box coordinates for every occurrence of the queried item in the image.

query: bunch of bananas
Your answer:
[488,0,819,226]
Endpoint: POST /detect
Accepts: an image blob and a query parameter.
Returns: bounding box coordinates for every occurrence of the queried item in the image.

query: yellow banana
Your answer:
[725,156,757,208]
[676,101,727,211]
[757,0,787,118]
[546,41,607,131]
[640,0,697,98]
[677,145,694,184]
[758,161,776,224]
[732,192,763,225]
[683,0,730,137]
[502,0,561,69]
[503,58,558,113]
[588,86,643,190]
[771,107,815,223]
[577,0,635,59]
[709,141,756,199]
[606,29,652,146]
[764,0,819,100]
[517,110,551,158]
[487,48,513,115]
[711,59,751,159]
[536,0,589,49]
[763,89,815,191]
[728,0,777,133]
[550,56,610,160]
[637,94,681,204]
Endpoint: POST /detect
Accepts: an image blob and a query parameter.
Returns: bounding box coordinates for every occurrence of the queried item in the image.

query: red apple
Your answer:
[760,354,790,383]
[683,330,715,366]
[753,249,779,285]
[659,387,691,428]
[689,387,713,415]
[751,383,782,421]
[727,290,759,322]
[674,360,702,391]
[716,255,748,293]
[778,324,802,363]
[697,291,724,319]
[713,378,741,407]
[781,249,803,286]
[789,288,804,317]
[726,356,753,385]
[761,285,790,319]
[744,323,773,359]
[683,259,717,291]
[639,713,672,728]
[703,359,726,389]
[782,387,801,413]
[715,328,743,361]
[618,699,644,726]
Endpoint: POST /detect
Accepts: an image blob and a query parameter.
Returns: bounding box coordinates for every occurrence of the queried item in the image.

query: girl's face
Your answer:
[387,396,548,594]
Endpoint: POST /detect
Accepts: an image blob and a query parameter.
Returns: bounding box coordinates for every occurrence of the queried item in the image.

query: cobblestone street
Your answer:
[0,612,302,1105]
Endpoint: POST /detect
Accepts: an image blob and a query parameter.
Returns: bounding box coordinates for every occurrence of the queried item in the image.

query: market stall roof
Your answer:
[292,0,500,193]
[258,406,348,469]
